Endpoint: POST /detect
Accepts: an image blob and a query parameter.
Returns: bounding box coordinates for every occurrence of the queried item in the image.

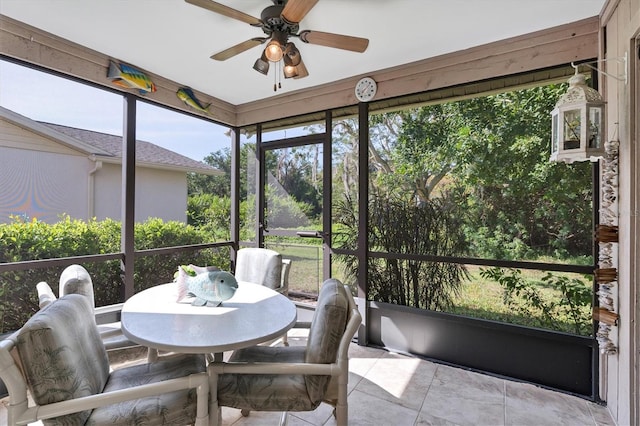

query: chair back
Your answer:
[35,264,95,310]
[35,264,140,352]
[304,279,350,404]
[324,282,362,405]
[14,294,110,425]
[59,264,95,307]
[280,259,292,295]
[36,281,56,309]
[235,248,282,289]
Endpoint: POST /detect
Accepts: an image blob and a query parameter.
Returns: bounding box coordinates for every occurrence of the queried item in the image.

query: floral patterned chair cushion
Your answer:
[217,346,312,411]
[16,294,110,425]
[216,279,348,412]
[14,293,206,425]
[88,353,205,425]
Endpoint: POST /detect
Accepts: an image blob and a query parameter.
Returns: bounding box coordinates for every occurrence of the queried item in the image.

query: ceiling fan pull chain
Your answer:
[273,62,277,91]
[278,61,282,89]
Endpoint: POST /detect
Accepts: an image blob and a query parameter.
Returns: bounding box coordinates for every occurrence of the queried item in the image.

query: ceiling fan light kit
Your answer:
[252,52,270,75]
[283,64,298,78]
[264,31,287,62]
[187,0,369,92]
[284,43,301,66]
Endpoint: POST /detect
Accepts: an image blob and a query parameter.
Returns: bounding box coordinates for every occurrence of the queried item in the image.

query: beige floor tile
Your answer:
[347,344,385,392]
[224,409,294,425]
[288,402,335,425]
[419,365,505,426]
[354,351,437,410]
[416,411,465,426]
[419,391,504,426]
[588,402,616,426]
[430,364,505,403]
[505,380,594,426]
[346,389,419,426]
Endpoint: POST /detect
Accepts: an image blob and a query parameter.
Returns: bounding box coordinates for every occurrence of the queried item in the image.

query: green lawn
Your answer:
[448,266,592,335]
[266,242,324,295]
[266,242,592,336]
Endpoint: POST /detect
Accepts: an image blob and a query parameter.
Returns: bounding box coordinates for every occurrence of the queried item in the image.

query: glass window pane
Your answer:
[588,107,602,149]
[331,116,359,250]
[563,109,582,149]
[133,102,233,285]
[0,60,122,260]
[241,131,257,242]
[262,121,325,142]
[263,145,322,231]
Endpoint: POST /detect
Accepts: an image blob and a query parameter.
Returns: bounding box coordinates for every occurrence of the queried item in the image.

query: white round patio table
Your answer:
[121,281,297,355]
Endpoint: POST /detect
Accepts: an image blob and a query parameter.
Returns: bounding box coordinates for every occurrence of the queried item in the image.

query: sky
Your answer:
[0,60,232,162]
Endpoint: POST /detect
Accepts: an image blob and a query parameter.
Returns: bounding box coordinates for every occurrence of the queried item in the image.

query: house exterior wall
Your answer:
[1,117,79,155]
[92,162,121,221]
[0,146,91,223]
[600,0,640,424]
[1,117,190,225]
[0,118,93,223]
[92,163,187,223]
[86,163,189,223]
[134,167,188,223]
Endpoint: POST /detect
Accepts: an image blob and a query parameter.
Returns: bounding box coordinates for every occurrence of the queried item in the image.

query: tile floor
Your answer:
[217,330,616,426]
[1,330,616,426]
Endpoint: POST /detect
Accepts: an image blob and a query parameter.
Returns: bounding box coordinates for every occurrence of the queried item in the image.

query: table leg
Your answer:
[208,363,221,426]
[147,347,158,362]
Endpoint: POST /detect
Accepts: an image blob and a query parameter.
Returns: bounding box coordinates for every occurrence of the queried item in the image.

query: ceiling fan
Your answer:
[185,0,369,89]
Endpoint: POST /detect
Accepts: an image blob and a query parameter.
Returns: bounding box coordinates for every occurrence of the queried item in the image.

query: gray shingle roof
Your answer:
[41,122,219,174]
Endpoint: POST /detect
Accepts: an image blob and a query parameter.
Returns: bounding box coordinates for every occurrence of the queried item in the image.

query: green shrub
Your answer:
[0,216,228,333]
[335,195,468,310]
[479,267,592,335]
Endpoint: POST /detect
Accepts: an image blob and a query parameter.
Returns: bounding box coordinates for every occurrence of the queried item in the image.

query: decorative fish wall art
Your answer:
[176,266,238,307]
[107,60,156,94]
[177,87,211,114]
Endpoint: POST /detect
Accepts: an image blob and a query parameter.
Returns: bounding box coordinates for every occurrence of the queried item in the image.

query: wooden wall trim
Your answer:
[601,0,622,26]
[236,17,600,126]
[0,15,237,126]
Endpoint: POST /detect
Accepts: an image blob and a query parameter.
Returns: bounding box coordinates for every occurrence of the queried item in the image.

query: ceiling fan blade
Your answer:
[211,38,266,61]
[294,59,309,79]
[298,30,369,53]
[282,0,319,23]
[185,0,261,25]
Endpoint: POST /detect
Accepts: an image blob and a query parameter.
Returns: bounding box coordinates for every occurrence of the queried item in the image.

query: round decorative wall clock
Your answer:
[355,77,377,102]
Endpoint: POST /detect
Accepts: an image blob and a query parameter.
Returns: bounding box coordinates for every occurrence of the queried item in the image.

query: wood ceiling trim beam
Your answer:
[236,16,599,126]
[1,14,599,129]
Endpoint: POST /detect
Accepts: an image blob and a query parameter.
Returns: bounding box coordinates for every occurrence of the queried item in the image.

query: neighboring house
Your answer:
[0,106,220,224]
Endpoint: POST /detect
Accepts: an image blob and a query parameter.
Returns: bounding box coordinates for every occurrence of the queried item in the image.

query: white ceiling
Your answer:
[1,0,606,106]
